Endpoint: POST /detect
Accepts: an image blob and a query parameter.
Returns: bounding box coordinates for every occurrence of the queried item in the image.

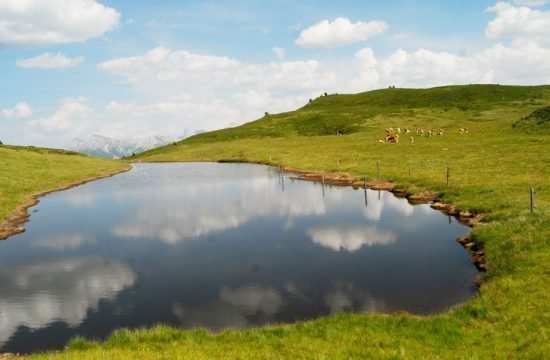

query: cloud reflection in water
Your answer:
[0,258,136,343]
[307,225,397,252]
[111,176,326,244]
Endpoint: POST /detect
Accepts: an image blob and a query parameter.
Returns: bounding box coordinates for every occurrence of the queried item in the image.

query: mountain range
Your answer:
[67,134,182,158]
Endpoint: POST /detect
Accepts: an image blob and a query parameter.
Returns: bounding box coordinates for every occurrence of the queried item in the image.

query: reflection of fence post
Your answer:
[281,166,285,192]
[446,166,450,186]
[377,160,380,179]
[321,171,325,197]
[364,177,368,206]
[530,186,535,213]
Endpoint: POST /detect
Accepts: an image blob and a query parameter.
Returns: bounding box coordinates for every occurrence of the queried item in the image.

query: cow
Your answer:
[410,137,414,143]
[378,139,386,144]
[438,128,444,135]
[397,127,401,134]
[386,134,399,143]
[385,127,394,134]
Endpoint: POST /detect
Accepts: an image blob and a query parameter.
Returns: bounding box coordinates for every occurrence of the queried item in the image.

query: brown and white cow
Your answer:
[386,134,399,143]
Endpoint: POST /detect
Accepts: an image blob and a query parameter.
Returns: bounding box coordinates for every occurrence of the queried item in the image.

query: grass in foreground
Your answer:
[23,85,550,358]
[0,145,129,231]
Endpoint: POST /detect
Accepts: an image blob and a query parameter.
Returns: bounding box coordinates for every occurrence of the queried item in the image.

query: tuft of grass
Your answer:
[513,105,550,132]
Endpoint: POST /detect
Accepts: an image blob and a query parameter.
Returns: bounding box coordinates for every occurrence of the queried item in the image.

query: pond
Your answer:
[0,163,477,353]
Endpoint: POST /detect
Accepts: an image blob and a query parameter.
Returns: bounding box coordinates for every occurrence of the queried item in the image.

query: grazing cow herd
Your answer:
[377,127,469,144]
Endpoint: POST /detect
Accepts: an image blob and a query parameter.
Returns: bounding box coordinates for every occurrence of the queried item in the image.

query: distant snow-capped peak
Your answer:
[67,134,181,158]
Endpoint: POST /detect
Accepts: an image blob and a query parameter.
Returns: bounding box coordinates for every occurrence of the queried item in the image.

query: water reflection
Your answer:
[307,225,397,252]
[32,233,96,251]
[111,176,326,244]
[0,163,476,353]
[0,258,136,344]
[324,282,388,314]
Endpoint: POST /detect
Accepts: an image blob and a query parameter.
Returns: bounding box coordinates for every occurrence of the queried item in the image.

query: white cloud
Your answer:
[0,0,120,46]
[513,0,549,6]
[16,53,84,69]
[376,40,550,88]
[272,46,285,60]
[29,98,92,133]
[295,17,388,48]
[95,47,340,139]
[2,102,32,119]
[486,2,550,43]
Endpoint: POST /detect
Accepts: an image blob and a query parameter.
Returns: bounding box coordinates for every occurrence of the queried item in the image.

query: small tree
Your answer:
[0,140,3,145]
[265,112,269,116]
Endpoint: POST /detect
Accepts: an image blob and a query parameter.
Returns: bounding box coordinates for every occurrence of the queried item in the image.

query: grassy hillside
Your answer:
[137,84,548,146]
[35,84,550,359]
[0,145,130,238]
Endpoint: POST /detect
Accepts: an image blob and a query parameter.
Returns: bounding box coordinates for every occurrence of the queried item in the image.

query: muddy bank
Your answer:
[0,166,132,241]
[283,166,486,273]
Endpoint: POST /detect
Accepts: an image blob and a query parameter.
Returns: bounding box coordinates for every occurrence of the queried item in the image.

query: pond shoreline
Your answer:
[0,165,132,241]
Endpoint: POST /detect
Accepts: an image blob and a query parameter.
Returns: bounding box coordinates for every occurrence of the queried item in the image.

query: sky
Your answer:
[1,0,550,148]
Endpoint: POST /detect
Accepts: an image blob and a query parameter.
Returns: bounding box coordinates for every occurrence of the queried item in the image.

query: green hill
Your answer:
[137,84,549,154]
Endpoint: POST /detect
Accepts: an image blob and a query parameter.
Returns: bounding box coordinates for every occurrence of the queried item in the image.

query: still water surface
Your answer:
[0,163,477,353]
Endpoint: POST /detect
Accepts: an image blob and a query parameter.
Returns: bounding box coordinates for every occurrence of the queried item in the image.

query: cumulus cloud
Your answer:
[0,0,120,46]
[29,98,92,133]
[94,47,340,140]
[16,53,84,69]
[295,17,388,48]
[486,2,550,43]
[2,102,32,119]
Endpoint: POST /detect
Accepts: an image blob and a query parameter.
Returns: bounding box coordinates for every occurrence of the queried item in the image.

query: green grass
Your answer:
[0,145,129,227]
[18,84,550,358]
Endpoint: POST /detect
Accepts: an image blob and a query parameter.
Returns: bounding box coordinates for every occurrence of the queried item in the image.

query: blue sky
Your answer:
[1,0,549,147]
